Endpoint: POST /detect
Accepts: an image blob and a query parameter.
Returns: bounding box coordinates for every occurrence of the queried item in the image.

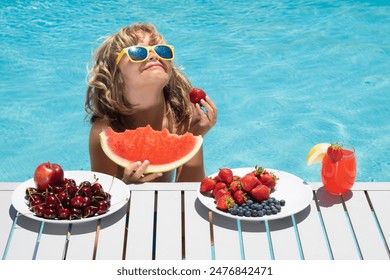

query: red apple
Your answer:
[34,162,64,192]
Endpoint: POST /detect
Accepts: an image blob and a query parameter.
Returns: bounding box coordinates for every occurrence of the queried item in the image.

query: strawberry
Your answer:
[199,177,216,193]
[241,173,260,192]
[327,143,343,163]
[189,88,207,104]
[211,182,228,197]
[250,184,270,202]
[260,172,278,190]
[214,188,231,201]
[253,165,265,180]
[229,179,242,193]
[233,190,248,205]
[216,194,235,211]
[218,168,233,184]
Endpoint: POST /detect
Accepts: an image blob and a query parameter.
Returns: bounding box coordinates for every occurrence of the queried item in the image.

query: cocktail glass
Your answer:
[321,144,356,195]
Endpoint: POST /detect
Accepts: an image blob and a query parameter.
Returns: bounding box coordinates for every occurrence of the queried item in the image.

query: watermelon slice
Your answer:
[99,125,203,173]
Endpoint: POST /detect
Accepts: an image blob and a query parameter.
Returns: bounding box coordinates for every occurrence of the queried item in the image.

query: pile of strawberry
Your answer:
[200,166,285,217]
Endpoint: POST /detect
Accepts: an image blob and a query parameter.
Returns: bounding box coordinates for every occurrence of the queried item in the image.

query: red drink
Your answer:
[321,145,356,195]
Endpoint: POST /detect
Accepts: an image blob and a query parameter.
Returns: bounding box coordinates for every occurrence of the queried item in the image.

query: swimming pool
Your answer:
[1,0,389,183]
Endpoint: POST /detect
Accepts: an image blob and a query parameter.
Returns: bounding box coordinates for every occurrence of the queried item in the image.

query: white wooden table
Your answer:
[1,182,389,260]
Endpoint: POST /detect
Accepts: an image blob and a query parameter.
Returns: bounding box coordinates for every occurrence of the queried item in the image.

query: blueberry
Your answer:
[266,210,272,215]
[258,210,264,217]
[230,208,238,215]
[271,208,278,214]
[251,211,259,217]
[237,209,244,216]
[245,210,251,217]
[280,199,286,206]
[275,205,282,211]
[247,200,253,206]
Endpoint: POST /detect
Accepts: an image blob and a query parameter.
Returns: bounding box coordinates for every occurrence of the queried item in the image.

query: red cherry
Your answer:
[83,206,97,218]
[45,195,58,208]
[57,208,70,219]
[70,195,84,208]
[33,205,46,217]
[43,208,57,219]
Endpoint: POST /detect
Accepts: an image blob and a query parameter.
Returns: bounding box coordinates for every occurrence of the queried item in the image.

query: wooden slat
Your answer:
[211,212,241,259]
[343,190,389,259]
[125,190,155,260]
[316,188,360,259]
[95,202,128,260]
[154,190,182,259]
[292,197,330,259]
[35,223,69,260]
[240,220,270,260]
[184,191,212,260]
[5,215,41,259]
[367,190,390,258]
[64,221,99,260]
[0,190,15,258]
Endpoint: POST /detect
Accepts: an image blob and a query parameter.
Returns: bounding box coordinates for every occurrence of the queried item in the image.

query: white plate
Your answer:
[12,170,130,224]
[197,167,313,221]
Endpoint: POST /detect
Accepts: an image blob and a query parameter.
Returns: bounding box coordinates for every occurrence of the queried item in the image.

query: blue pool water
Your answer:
[1,0,389,182]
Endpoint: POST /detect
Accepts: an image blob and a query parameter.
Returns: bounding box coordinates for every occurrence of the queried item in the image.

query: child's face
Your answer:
[118,32,172,106]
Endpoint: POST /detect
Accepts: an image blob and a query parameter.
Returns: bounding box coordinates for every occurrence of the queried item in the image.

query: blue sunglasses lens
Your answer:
[127,46,148,61]
[154,45,173,59]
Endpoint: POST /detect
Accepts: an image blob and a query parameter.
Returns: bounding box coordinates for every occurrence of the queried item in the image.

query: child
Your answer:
[85,22,217,183]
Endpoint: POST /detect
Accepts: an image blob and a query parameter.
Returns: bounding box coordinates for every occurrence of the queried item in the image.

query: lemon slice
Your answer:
[306,143,331,166]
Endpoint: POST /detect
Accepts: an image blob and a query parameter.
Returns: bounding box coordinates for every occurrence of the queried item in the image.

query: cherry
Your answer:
[82,196,92,207]
[57,207,70,219]
[50,185,64,194]
[70,195,84,208]
[83,206,97,218]
[79,186,92,197]
[29,199,44,207]
[45,195,58,208]
[70,208,82,219]
[96,200,109,215]
[91,182,104,195]
[33,205,46,217]
[65,185,78,196]
[43,208,57,219]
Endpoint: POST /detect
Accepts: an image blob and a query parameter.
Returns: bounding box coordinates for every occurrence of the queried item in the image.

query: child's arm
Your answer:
[175,146,205,182]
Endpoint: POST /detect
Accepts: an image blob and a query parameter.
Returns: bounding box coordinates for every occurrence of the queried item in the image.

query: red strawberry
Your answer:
[189,88,207,104]
[229,179,242,193]
[216,194,235,211]
[211,182,228,197]
[253,165,265,180]
[214,189,231,201]
[327,143,343,163]
[200,177,216,193]
[250,184,270,202]
[233,190,248,205]
[260,172,278,190]
[241,173,260,192]
[218,168,233,184]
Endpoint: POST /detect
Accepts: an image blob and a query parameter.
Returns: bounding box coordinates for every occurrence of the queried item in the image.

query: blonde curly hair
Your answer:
[85,22,193,132]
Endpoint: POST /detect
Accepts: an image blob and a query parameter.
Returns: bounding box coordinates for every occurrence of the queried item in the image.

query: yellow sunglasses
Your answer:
[116,44,175,65]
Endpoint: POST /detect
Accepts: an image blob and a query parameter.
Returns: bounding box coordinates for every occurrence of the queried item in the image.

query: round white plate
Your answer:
[12,170,130,224]
[197,167,313,221]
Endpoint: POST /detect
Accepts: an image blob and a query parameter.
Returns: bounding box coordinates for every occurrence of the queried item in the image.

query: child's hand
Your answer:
[189,95,217,137]
[122,160,162,183]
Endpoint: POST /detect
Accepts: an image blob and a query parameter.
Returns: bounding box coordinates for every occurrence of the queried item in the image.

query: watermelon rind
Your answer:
[99,126,203,174]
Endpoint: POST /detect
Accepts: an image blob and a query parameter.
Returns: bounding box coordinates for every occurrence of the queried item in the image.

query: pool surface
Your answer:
[1,0,389,182]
